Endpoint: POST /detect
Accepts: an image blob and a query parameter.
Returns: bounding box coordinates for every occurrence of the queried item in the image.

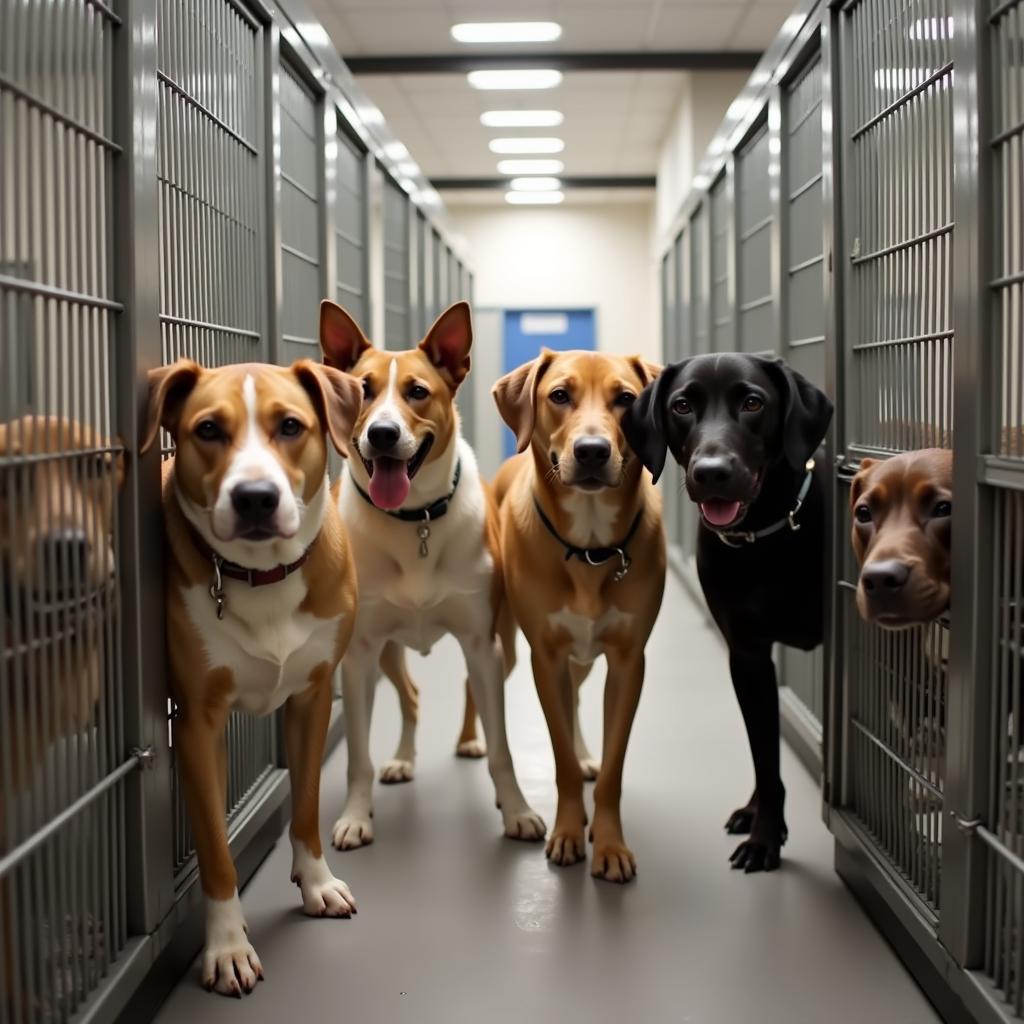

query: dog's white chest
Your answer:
[183,578,339,715]
[547,605,634,664]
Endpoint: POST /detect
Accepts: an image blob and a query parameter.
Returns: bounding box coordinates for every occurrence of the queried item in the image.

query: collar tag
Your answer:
[208,555,226,620]
[418,511,431,558]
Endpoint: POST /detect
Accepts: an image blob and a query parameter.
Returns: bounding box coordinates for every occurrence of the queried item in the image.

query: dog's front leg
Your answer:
[332,641,381,850]
[457,629,546,841]
[726,648,788,873]
[175,699,263,996]
[285,670,357,916]
[531,648,587,865]
[589,648,644,883]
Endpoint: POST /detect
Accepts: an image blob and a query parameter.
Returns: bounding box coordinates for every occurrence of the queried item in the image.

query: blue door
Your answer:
[502,309,596,457]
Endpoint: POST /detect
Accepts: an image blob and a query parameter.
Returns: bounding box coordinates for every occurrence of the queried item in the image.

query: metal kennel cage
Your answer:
[0,0,470,1018]
[658,0,1024,1019]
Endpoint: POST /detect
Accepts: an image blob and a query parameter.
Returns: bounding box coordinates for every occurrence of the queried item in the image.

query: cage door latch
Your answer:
[952,813,981,836]
[131,746,157,770]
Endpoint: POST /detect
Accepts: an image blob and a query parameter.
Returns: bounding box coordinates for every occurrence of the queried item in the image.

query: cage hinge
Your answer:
[131,746,157,770]
[952,812,982,836]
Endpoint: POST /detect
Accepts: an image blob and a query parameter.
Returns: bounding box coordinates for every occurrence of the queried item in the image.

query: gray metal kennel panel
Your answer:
[691,203,711,357]
[156,0,280,884]
[278,61,323,365]
[0,0,132,1016]
[661,245,680,551]
[735,120,776,354]
[709,173,735,351]
[334,124,369,330]
[431,228,445,323]
[382,175,410,350]
[833,0,954,920]
[778,48,827,738]
[415,211,431,335]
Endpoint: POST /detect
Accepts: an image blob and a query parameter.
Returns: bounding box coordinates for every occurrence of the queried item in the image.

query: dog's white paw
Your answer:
[202,893,263,997]
[379,759,415,784]
[579,757,601,781]
[456,738,487,758]
[331,814,374,850]
[503,807,547,841]
[291,842,358,916]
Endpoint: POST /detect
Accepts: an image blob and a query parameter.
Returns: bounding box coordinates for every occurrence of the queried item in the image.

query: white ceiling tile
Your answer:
[647,4,745,49]
[728,3,792,50]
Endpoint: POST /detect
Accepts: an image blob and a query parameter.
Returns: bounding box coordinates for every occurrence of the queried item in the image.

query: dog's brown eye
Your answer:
[195,419,224,442]
[854,503,872,524]
[933,500,952,518]
[362,378,375,400]
[407,384,429,401]
[671,397,691,415]
[615,392,636,408]
[549,388,570,405]
[279,417,304,438]
[742,395,764,413]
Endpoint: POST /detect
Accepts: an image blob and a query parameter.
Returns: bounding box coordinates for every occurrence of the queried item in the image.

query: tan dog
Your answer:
[493,349,665,882]
[141,359,362,996]
[850,448,952,626]
[1,416,124,1017]
[319,300,545,849]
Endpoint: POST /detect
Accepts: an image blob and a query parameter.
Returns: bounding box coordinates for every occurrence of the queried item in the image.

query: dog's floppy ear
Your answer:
[628,356,663,389]
[420,301,472,390]
[758,357,834,471]
[850,458,877,510]
[141,359,202,454]
[293,360,363,457]
[320,299,372,371]
[492,349,555,454]
[622,367,674,485]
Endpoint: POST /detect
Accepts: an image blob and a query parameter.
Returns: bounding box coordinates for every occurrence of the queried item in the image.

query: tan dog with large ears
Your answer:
[141,358,362,997]
[492,349,665,883]
[319,299,546,850]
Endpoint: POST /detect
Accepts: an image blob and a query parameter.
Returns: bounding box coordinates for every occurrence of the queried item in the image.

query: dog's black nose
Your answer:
[861,559,910,594]
[367,421,401,451]
[38,529,90,583]
[573,437,611,467]
[231,481,280,523]
[691,456,733,486]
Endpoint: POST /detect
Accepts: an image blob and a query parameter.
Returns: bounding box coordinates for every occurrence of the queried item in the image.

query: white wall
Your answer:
[449,201,658,361]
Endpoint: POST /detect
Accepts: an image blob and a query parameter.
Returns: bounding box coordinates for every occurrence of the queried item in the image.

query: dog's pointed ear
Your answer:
[141,359,202,454]
[492,349,555,454]
[623,368,672,484]
[320,299,372,371]
[420,301,472,390]
[850,458,877,509]
[293,360,363,458]
[758,357,834,471]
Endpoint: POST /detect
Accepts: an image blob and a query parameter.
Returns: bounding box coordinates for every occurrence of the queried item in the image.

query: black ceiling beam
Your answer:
[345,51,762,74]
[432,176,656,190]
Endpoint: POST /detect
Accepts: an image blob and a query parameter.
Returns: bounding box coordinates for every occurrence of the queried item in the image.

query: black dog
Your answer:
[624,354,832,872]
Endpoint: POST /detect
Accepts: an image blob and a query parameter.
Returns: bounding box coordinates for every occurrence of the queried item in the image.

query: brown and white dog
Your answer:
[850,448,952,627]
[493,349,665,883]
[141,359,362,997]
[319,300,545,849]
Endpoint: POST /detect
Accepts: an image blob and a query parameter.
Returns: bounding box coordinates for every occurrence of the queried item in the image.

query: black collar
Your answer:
[709,461,815,548]
[352,458,462,523]
[533,496,642,582]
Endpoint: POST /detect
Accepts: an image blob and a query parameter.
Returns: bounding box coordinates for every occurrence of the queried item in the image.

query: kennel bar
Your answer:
[382,173,411,350]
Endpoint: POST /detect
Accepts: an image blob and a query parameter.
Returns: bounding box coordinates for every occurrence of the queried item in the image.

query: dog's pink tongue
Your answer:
[369,458,410,510]
[701,499,742,527]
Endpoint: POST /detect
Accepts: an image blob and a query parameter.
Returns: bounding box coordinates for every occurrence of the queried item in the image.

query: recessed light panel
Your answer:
[452,22,562,44]
[481,110,564,128]
[468,69,562,91]
[509,177,561,191]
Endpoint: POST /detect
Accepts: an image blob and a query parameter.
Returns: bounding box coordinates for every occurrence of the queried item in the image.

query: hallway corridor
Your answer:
[154,573,938,1024]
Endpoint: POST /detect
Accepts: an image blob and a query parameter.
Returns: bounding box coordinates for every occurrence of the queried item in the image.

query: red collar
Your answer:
[189,526,314,587]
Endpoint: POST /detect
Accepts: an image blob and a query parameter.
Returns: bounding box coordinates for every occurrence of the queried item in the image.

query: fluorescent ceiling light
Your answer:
[505,191,564,205]
[481,109,564,128]
[509,177,561,191]
[383,141,409,160]
[489,137,564,154]
[468,69,562,91]
[497,158,564,174]
[397,161,421,177]
[452,22,562,44]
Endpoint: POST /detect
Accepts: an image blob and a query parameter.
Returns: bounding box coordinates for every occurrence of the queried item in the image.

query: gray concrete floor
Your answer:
[155,573,940,1024]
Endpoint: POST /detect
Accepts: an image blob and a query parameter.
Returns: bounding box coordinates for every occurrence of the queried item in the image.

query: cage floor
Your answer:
[153,572,938,1024]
